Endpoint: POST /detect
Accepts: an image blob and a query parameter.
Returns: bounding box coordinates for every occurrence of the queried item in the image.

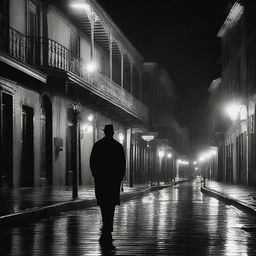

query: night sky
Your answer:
[97,0,235,154]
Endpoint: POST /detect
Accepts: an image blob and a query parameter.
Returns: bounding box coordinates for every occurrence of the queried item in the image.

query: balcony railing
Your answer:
[0,26,148,122]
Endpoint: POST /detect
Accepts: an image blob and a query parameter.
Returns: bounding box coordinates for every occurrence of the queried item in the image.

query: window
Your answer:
[70,30,80,57]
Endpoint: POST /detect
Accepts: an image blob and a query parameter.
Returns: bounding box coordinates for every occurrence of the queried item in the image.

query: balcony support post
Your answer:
[130,61,133,95]
[121,51,124,88]
[109,34,113,80]
[90,21,95,62]
[86,7,97,62]
[139,68,142,101]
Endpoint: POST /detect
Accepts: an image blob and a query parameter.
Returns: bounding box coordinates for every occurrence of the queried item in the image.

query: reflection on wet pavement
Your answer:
[1,180,256,255]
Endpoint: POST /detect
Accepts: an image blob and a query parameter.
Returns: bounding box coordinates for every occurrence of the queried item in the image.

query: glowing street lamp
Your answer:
[88,114,94,122]
[86,62,97,73]
[224,102,242,121]
[141,134,156,148]
[167,153,172,158]
[70,3,90,10]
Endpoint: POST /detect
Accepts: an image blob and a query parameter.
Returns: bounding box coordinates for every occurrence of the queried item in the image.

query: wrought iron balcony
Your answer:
[0,26,148,123]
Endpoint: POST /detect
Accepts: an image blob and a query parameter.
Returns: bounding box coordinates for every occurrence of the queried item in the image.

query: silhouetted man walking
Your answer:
[90,124,126,250]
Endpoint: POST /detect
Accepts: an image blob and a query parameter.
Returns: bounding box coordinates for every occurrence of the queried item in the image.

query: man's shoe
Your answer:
[99,232,113,242]
[99,232,115,250]
[100,241,115,251]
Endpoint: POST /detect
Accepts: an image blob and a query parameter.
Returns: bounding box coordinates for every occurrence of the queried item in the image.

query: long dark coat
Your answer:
[90,136,126,206]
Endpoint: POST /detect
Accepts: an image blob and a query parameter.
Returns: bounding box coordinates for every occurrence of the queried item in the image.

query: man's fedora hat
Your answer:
[102,124,114,133]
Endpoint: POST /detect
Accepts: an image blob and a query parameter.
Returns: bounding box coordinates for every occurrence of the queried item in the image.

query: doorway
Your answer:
[66,123,75,186]
[21,105,34,187]
[1,92,13,188]
[40,95,52,185]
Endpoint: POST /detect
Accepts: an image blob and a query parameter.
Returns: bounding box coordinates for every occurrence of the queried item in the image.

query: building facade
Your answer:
[209,1,256,185]
[0,0,189,189]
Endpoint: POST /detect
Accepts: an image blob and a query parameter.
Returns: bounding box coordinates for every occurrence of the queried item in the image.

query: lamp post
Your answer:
[72,101,80,199]
[158,150,164,185]
[167,153,172,183]
[199,155,206,187]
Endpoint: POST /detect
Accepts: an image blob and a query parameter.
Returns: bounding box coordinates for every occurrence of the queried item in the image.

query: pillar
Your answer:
[130,61,133,95]
[109,35,113,80]
[121,51,124,88]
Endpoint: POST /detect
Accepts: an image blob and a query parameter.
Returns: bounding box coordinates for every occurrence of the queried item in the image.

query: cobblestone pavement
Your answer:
[1,179,256,255]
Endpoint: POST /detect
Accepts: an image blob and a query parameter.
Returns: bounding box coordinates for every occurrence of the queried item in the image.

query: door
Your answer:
[21,106,34,187]
[1,92,13,188]
[40,96,52,185]
[0,0,9,51]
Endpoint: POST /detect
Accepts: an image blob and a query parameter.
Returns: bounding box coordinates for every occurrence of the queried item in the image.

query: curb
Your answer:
[201,186,256,216]
[0,180,187,227]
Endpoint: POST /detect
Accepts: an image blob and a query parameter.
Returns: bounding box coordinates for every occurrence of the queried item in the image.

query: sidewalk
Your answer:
[201,180,256,216]
[0,178,188,226]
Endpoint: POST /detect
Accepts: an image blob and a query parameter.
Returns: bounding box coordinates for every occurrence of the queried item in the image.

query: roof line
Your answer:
[217,1,244,38]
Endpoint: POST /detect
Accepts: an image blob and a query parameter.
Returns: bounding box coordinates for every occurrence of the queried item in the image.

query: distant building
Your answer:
[143,63,190,181]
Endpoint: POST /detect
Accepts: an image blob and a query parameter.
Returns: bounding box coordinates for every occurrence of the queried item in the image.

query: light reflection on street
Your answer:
[1,181,256,255]
[207,197,219,234]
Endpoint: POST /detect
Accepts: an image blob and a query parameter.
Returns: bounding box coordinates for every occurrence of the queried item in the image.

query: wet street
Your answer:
[1,180,256,256]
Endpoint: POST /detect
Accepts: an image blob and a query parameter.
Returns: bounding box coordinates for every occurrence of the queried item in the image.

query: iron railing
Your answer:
[0,26,148,122]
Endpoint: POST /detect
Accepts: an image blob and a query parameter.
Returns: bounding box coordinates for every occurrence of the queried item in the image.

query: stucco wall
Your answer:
[51,95,70,185]
[9,0,26,34]
[0,78,41,187]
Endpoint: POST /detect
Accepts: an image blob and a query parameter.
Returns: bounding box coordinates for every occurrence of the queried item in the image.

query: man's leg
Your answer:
[100,203,115,233]
[99,203,116,246]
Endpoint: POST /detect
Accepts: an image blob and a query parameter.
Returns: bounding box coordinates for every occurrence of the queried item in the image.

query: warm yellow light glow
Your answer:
[193,161,197,165]
[195,167,198,170]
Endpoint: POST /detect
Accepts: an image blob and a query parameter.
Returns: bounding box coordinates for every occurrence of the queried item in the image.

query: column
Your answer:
[109,35,113,80]
[90,21,95,61]
[121,51,124,88]
[130,61,133,95]
[72,106,80,199]
[0,90,2,190]
[139,68,142,101]
[126,128,132,186]
[86,7,97,62]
